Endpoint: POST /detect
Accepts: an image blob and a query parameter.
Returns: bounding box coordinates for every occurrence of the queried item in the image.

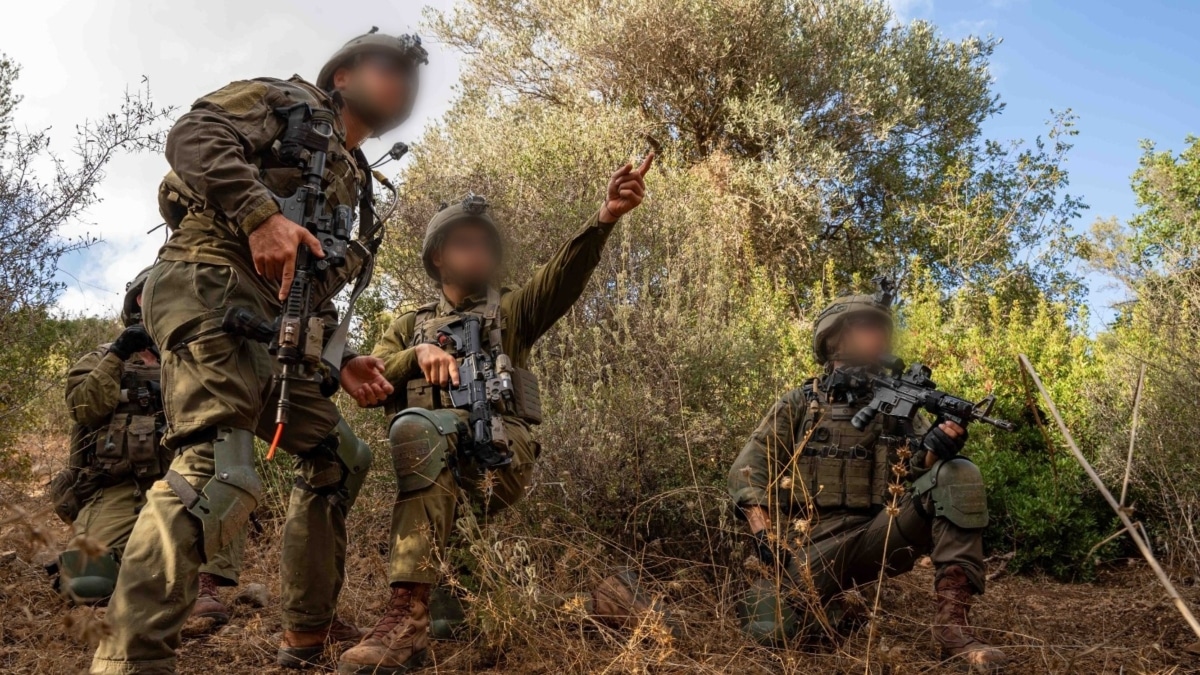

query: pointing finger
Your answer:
[636,151,656,177]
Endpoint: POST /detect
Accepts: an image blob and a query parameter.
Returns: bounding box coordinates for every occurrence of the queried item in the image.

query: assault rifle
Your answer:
[849,356,1016,437]
[435,314,516,469]
[223,104,407,458]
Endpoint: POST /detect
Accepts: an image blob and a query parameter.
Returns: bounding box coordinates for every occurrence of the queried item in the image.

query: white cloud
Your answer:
[887,0,933,22]
[0,0,464,317]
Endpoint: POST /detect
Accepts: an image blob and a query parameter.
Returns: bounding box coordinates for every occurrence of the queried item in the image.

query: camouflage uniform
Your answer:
[56,345,243,604]
[728,384,986,610]
[728,292,1005,670]
[90,76,375,674]
[371,212,616,585]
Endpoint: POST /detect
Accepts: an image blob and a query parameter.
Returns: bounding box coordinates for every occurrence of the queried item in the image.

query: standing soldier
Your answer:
[90,29,426,674]
[727,288,1008,672]
[52,268,243,626]
[342,154,655,674]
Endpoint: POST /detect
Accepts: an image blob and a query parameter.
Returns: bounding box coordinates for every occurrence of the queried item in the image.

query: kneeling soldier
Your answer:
[728,288,1008,672]
[345,154,655,674]
[52,268,244,625]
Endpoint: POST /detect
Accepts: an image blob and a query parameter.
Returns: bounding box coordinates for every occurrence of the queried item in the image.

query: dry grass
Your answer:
[1,432,1197,675]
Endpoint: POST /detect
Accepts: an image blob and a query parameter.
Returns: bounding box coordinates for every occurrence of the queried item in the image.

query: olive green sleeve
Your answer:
[372,311,421,384]
[65,349,124,427]
[727,389,809,513]
[502,211,617,350]
[165,79,289,235]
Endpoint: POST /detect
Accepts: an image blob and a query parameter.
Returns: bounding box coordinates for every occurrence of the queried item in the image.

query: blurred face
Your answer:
[431,221,501,292]
[835,315,893,365]
[334,55,416,132]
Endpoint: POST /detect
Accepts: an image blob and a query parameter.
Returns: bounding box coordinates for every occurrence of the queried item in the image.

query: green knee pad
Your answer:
[912,458,989,529]
[331,419,373,507]
[58,549,120,605]
[165,428,262,562]
[389,408,459,492]
[737,579,799,646]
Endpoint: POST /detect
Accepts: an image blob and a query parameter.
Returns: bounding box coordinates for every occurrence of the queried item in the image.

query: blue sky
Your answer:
[901,0,1200,322]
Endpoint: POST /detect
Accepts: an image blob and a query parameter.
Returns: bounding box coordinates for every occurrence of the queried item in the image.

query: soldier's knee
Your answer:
[914,457,988,529]
[389,410,453,493]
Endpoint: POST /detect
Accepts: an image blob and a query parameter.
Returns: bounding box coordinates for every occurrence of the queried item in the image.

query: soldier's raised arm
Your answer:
[65,323,154,427]
[504,153,654,348]
[65,349,121,427]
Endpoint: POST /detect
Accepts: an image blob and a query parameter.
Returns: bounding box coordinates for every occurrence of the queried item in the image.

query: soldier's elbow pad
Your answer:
[911,457,989,530]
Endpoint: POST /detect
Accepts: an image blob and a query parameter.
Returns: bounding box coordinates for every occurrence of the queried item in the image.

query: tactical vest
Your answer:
[791,382,901,511]
[89,359,170,481]
[402,288,543,425]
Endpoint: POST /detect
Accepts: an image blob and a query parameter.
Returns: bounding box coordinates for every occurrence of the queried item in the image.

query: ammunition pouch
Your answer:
[94,413,166,480]
[89,360,169,483]
[510,367,543,424]
[164,428,262,562]
[389,408,459,492]
[911,458,989,529]
[400,366,543,425]
[794,403,891,511]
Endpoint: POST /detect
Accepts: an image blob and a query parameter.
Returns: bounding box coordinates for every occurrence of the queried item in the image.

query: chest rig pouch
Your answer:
[402,290,543,425]
[794,396,895,511]
[93,361,169,481]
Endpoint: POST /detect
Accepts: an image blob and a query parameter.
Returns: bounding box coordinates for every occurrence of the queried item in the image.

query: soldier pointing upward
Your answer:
[351,153,655,674]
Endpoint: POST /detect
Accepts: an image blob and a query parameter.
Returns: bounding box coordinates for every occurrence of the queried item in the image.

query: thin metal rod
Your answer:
[1119,363,1146,508]
[1019,354,1200,640]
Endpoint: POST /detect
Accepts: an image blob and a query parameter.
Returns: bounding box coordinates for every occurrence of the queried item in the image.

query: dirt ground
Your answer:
[2,462,1198,674]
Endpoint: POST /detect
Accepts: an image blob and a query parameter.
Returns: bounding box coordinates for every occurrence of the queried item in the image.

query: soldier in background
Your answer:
[345,154,656,674]
[51,268,243,627]
[727,291,1008,672]
[90,29,426,674]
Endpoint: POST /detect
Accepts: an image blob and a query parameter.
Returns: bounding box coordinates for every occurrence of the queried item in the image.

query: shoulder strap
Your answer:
[319,150,379,369]
[409,302,440,343]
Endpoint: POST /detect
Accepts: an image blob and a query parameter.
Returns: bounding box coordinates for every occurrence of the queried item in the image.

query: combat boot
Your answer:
[933,565,1008,672]
[190,572,231,626]
[277,616,365,668]
[590,570,670,631]
[338,583,431,674]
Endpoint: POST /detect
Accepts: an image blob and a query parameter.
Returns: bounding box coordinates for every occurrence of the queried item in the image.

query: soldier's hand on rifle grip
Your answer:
[924,420,968,462]
[249,213,326,301]
[414,343,461,387]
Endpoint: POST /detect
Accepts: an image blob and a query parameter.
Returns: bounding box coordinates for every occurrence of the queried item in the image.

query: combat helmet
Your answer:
[121,266,154,327]
[421,195,503,282]
[811,277,896,364]
[318,27,429,91]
